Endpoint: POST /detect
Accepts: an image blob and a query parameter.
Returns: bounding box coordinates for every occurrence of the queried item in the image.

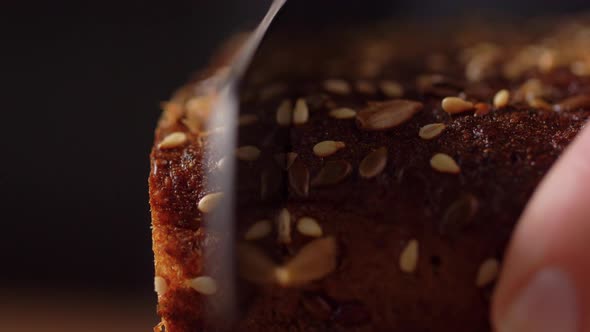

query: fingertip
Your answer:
[492,125,590,331]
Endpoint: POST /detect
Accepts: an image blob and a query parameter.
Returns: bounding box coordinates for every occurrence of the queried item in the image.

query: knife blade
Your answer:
[203,0,287,326]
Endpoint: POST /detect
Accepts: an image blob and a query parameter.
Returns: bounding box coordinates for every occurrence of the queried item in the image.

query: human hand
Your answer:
[492,125,590,331]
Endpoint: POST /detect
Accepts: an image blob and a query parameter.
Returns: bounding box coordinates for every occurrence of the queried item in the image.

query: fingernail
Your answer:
[498,268,578,332]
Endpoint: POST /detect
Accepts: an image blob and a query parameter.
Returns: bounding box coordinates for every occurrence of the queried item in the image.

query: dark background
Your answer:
[1,0,589,330]
[0,0,262,292]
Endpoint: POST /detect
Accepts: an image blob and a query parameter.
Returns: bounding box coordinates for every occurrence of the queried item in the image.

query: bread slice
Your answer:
[150,18,590,331]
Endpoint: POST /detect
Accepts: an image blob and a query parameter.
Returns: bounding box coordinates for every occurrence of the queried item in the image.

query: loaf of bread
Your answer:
[150,17,590,331]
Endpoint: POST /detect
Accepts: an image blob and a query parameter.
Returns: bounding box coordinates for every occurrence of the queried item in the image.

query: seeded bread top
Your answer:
[150,17,590,331]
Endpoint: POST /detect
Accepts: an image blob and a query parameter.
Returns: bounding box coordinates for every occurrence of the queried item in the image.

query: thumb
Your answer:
[492,125,590,332]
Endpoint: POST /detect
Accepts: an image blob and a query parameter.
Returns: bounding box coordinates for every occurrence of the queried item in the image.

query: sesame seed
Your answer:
[359,147,388,179]
[158,132,188,149]
[293,98,309,125]
[188,276,218,295]
[297,217,323,237]
[555,95,590,112]
[311,160,352,187]
[476,258,500,287]
[289,158,310,197]
[442,97,475,114]
[474,103,492,116]
[430,153,461,174]
[197,192,223,213]
[244,220,272,241]
[186,96,211,114]
[160,101,177,112]
[465,50,498,82]
[419,123,446,140]
[514,79,544,103]
[237,243,277,284]
[356,80,377,94]
[323,79,351,95]
[154,276,168,296]
[236,145,261,161]
[493,89,510,108]
[380,80,404,98]
[503,59,527,80]
[183,95,215,133]
[329,108,357,119]
[276,99,293,126]
[160,101,183,125]
[440,194,479,235]
[528,98,553,111]
[356,99,423,131]
[399,239,419,273]
[313,140,346,157]
[278,237,337,286]
[277,208,292,244]
[538,50,555,73]
[238,114,258,126]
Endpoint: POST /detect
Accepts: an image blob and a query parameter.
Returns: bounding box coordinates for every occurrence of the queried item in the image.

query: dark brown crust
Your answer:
[150,18,590,331]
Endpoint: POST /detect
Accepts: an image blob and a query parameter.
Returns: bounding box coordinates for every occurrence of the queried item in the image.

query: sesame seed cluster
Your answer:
[150,17,590,332]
